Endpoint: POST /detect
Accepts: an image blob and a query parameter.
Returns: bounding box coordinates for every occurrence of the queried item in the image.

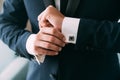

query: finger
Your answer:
[41,27,66,42]
[38,12,44,28]
[39,20,53,28]
[40,15,48,26]
[38,13,53,28]
[34,46,58,56]
[35,40,62,52]
[38,11,51,28]
[37,11,44,21]
[37,33,65,47]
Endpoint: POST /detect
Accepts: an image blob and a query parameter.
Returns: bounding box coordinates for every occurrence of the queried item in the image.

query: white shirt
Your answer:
[54,0,80,44]
[26,0,80,63]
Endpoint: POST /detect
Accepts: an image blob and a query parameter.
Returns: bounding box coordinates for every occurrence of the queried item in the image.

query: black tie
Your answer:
[43,0,55,7]
[60,0,68,15]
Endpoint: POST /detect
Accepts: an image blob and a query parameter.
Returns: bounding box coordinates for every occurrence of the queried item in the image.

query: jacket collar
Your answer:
[42,0,81,16]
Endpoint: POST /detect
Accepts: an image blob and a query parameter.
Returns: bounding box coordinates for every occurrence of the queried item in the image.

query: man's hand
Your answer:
[38,5,65,31]
[27,5,66,57]
[26,27,65,56]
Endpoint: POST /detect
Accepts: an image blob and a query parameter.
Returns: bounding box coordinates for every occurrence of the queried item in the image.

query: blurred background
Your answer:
[0,0,29,80]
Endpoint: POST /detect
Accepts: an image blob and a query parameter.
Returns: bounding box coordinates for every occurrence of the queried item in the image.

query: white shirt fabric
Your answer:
[26,0,80,63]
[54,0,80,44]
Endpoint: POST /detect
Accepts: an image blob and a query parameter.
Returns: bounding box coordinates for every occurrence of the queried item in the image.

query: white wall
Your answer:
[0,40,16,73]
[0,0,3,11]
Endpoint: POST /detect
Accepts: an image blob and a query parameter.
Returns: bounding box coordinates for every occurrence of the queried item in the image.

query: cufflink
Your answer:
[69,35,75,41]
[65,34,76,44]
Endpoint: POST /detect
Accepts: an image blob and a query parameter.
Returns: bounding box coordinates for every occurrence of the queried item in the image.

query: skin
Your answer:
[26,27,66,56]
[34,5,65,55]
[27,5,66,56]
[38,5,64,31]
[35,27,65,55]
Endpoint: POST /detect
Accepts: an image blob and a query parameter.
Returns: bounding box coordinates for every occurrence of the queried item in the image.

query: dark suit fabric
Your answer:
[0,0,120,80]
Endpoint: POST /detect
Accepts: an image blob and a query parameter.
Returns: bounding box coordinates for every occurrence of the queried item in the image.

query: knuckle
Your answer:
[46,6,51,12]
[47,5,52,9]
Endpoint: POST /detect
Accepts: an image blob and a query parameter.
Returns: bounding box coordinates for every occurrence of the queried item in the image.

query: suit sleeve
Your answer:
[75,18,120,53]
[0,0,33,59]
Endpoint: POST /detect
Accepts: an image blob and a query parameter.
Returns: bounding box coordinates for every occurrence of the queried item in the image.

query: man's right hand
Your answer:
[38,5,64,31]
[26,27,66,56]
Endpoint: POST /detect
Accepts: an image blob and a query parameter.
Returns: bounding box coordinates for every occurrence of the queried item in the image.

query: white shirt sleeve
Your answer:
[26,34,36,56]
[62,17,80,44]
[26,34,45,64]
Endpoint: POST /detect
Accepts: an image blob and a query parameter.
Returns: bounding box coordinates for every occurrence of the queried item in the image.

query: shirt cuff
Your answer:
[62,17,80,44]
[26,34,45,64]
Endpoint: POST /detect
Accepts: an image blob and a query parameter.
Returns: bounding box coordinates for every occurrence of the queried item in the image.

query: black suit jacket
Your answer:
[0,0,120,80]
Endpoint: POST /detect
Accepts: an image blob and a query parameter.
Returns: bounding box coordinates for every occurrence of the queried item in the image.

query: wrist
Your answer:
[59,16,65,31]
[26,34,36,56]
[62,17,80,44]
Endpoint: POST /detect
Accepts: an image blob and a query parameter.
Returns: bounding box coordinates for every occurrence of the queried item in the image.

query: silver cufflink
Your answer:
[69,35,75,41]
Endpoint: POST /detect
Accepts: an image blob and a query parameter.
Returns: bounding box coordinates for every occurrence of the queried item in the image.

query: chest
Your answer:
[76,0,120,20]
[23,0,120,32]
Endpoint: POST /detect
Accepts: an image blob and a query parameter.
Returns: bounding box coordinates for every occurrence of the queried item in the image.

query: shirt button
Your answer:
[66,34,76,44]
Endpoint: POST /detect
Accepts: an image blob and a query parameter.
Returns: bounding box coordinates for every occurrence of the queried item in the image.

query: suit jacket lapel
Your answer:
[65,0,80,16]
[42,0,80,16]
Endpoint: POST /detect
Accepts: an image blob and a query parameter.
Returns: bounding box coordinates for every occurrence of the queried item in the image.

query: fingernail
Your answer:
[59,48,62,51]
[56,53,58,55]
